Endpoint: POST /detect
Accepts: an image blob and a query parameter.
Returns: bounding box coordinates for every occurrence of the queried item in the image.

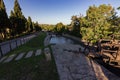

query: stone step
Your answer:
[3,54,17,63]
[0,56,8,63]
[25,51,33,58]
[15,52,25,60]
[35,49,41,56]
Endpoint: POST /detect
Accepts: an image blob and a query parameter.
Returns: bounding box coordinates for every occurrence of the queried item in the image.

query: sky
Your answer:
[3,0,120,25]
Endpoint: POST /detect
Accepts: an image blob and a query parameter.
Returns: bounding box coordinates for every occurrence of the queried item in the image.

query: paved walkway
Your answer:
[52,44,120,80]
[0,49,42,63]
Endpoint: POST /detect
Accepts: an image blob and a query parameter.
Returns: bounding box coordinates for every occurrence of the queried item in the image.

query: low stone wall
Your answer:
[0,32,40,58]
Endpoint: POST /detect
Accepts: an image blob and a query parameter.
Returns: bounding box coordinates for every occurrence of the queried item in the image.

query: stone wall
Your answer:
[0,33,38,58]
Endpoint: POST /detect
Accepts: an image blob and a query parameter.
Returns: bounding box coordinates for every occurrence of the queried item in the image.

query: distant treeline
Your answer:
[0,0,41,42]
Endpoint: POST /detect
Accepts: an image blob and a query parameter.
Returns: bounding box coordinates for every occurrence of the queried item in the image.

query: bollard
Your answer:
[44,48,51,61]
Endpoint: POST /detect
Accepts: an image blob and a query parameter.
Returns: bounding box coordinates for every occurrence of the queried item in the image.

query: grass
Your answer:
[0,32,59,80]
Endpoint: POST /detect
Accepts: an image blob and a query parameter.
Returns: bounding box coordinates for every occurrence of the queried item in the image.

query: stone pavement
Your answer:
[25,51,33,58]
[0,49,42,63]
[52,44,120,80]
[4,54,17,63]
[35,49,41,56]
[15,52,25,60]
[0,56,8,62]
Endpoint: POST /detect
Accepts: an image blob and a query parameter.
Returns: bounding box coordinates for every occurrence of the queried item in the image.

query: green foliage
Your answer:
[54,22,65,33]
[34,22,42,31]
[14,0,22,17]
[70,15,82,37]
[40,24,55,31]
[109,9,120,36]
[80,4,115,43]
[0,0,10,40]
[0,0,5,10]
[26,16,33,32]
[10,0,27,34]
[0,0,41,42]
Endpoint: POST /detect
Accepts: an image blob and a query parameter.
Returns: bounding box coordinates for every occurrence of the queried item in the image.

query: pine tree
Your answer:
[27,16,33,32]
[0,0,10,40]
[34,22,41,31]
[10,0,26,34]
[80,4,115,44]
[14,0,22,17]
[9,10,17,37]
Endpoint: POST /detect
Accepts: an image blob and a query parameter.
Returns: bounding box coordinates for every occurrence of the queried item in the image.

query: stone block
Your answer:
[0,56,7,62]
[3,54,16,63]
[44,48,51,61]
[16,40,21,46]
[1,44,10,55]
[25,51,33,58]
[11,41,17,50]
[35,49,41,56]
[15,53,25,60]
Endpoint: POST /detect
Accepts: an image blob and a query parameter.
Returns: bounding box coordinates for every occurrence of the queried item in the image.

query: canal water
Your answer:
[49,35,75,44]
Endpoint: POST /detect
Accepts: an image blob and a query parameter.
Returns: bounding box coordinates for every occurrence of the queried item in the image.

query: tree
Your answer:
[0,0,10,40]
[70,15,82,37]
[9,10,17,37]
[27,16,33,32]
[109,6,120,39]
[34,22,41,31]
[10,0,26,34]
[54,22,65,34]
[80,4,115,43]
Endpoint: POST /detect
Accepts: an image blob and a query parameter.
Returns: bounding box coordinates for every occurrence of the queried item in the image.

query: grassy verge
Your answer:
[0,32,59,80]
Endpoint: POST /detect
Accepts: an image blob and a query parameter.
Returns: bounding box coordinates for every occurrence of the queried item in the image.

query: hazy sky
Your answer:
[4,0,120,24]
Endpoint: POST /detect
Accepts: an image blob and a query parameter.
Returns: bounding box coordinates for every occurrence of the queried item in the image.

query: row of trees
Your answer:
[40,22,68,34]
[0,0,41,42]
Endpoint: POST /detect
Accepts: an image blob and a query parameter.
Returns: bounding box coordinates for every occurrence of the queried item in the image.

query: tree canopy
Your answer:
[70,4,119,44]
[10,0,27,34]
